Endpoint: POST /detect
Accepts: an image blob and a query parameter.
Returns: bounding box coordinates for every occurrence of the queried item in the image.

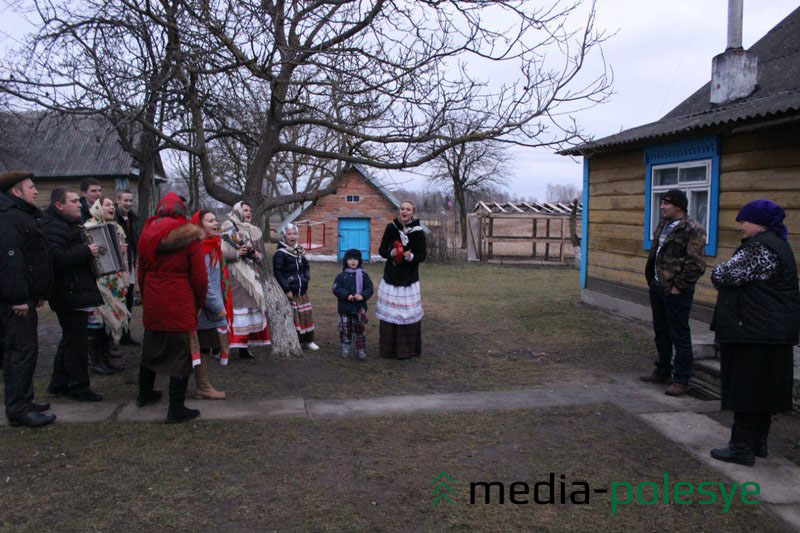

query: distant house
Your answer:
[0,113,166,209]
[559,6,800,325]
[279,165,402,261]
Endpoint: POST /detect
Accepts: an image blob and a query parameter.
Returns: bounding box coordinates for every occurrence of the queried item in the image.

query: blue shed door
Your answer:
[338,218,370,261]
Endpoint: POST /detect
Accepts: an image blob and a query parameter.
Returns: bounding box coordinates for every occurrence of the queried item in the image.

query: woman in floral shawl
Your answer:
[220,201,271,358]
[85,196,130,374]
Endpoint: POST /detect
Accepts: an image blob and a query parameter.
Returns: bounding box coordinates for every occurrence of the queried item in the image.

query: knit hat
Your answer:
[343,248,363,269]
[0,170,34,192]
[736,199,788,241]
[662,189,688,211]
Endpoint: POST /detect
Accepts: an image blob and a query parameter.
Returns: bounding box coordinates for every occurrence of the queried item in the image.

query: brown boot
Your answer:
[194,352,226,400]
[665,383,688,396]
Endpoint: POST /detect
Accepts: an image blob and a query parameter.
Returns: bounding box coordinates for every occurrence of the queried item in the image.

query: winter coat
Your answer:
[711,229,800,345]
[273,241,311,295]
[198,255,227,330]
[332,260,375,315]
[0,192,52,305]
[645,214,707,294]
[40,206,103,311]
[116,208,139,274]
[378,219,427,287]
[138,216,208,332]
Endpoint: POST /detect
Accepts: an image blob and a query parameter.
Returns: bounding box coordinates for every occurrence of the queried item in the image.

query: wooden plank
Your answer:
[589,222,645,241]
[493,202,507,213]
[720,167,800,192]
[508,202,525,213]
[588,250,649,271]
[588,209,645,226]
[719,191,800,210]
[588,236,646,256]
[588,150,644,171]
[723,124,800,153]
[590,179,646,196]
[720,145,800,173]
[590,165,646,184]
[589,195,646,211]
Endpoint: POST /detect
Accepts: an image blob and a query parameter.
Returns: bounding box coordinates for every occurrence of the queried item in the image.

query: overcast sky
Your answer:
[386,0,800,198]
[2,0,797,200]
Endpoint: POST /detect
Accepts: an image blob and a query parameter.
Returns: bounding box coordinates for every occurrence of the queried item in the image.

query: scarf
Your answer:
[345,267,363,294]
[736,199,789,241]
[84,198,131,343]
[393,218,424,247]
[220,201,266,310]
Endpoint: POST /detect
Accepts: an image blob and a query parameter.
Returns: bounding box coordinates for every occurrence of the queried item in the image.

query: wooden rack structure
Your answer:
[469,201,582,265]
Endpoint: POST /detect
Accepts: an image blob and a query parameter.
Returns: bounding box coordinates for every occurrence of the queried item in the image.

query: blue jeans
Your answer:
[649,282,694,384]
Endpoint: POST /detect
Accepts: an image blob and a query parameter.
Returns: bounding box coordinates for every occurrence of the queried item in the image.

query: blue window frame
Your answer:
[643,135,719,256]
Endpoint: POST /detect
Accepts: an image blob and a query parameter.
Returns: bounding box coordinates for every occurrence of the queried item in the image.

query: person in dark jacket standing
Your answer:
[641,189,707,396]
[42,187,104,402]
[78,178,102,223]
[137,193,208,423]
[273,223,318,350]
[709,200,799,466]
[375,200,427,359]
[116,189,140,346]
[0,171,56,427]
[332,249,374,360]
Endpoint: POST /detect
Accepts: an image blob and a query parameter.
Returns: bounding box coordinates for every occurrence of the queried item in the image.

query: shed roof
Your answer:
[560,5,800,156]
[0,112,164,179]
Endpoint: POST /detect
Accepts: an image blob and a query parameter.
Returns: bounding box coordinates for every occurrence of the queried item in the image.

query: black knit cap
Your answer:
[343,248,362,268]
[662,189,688,211]
[0,170,34,192]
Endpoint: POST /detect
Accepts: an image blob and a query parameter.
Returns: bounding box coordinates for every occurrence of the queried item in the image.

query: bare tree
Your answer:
[546,182,582,204]
[429,120,510,248]
[2,0,611,355]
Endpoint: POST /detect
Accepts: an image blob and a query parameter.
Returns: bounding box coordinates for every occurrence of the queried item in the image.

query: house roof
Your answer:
[559,5,800,156]
[0,112,165,180]
[278,164,401,232]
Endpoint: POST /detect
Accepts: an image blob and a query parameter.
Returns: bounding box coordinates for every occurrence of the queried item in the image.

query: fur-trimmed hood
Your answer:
[157,222,205,253]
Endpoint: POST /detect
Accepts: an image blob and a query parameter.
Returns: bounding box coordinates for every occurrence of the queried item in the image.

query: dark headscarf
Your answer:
[736,200,788,241]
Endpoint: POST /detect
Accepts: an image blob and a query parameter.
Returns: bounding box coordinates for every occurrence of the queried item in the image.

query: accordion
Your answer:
[82,223,125,277]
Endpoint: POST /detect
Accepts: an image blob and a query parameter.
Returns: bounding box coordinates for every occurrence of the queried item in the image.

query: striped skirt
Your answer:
[291,293,315,334]
[228,307,271,349]
[375,281,424,325]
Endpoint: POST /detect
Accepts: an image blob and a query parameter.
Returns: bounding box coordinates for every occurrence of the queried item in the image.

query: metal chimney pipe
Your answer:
[727,0,744,49]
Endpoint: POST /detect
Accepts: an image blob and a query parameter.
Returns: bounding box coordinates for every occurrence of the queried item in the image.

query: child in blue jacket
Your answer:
[332,249,374,360]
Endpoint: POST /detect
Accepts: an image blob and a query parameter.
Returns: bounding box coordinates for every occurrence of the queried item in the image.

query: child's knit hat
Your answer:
[343,248,363,269]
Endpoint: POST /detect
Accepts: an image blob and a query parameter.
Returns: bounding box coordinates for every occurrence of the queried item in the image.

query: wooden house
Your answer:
[0,113,165,210]
[559,6,800,328]
[278,165,402,261]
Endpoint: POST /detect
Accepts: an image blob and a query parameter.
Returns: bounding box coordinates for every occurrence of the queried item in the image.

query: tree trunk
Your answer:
[457,190,468,249]
[137,158,156,232]
[262,251,303,357]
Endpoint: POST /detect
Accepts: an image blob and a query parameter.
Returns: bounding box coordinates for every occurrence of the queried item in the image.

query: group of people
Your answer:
[0,168,429,426]
[640,188,799,467]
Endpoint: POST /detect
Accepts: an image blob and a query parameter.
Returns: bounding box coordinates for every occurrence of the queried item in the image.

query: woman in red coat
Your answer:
[136,193,208,423]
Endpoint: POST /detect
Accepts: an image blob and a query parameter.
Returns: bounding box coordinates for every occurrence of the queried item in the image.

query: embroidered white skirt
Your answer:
[375,280,424,325]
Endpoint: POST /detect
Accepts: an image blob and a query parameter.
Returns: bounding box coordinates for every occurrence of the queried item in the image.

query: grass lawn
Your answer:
[22,263,654,403]
[0,404,788,531]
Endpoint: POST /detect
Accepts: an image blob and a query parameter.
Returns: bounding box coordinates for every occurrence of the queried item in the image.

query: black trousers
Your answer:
[0,312,5,370]
[50,310,91,393]
[731,411,772,448]
[649,282,694,384]
[2,304,39,419]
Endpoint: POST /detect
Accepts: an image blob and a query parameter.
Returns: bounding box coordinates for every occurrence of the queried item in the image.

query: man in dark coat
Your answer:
[78,177,102,223]
[115,189,140,345]
[0,171,56,427]
[41,187,104,402]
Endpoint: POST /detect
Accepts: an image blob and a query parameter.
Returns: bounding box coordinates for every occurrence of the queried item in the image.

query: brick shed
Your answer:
[279,165,401,261]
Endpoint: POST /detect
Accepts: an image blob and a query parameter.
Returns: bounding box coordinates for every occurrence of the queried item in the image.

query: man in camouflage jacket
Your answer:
[641,188,706,396]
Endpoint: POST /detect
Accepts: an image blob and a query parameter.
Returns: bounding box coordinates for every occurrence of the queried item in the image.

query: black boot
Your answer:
[755,412,772,458]
[102,336,124,372]
[166,376,200,423]
[238,348,253,359]
[88,334,114,375]
[136,366,162,407]
[710,443,755,466]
